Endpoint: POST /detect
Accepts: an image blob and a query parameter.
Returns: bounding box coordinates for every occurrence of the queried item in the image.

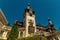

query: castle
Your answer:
[0,4,55,39]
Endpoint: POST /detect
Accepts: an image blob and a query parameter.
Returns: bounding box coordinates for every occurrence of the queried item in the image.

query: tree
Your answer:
[7,24,19,40]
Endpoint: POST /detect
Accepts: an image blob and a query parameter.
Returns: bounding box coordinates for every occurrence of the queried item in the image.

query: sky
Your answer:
[0,0,60,30]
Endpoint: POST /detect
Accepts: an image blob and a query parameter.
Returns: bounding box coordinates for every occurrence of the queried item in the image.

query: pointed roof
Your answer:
[24,3,35,16]
[26,3,31,9]
[0,8,8,25]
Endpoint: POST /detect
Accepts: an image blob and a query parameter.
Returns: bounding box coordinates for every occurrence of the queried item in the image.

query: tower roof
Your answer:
[48,18,53,24]
[48,17,54,27]
[26,3,32,10]
[26,3,31,9]
[24,3,35,16]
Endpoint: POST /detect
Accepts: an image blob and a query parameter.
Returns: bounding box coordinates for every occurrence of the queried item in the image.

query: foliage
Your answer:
[7,24,19,40]
[17,36,47,40]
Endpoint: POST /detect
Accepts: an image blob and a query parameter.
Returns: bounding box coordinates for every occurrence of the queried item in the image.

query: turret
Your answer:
[48,17,55,32]
[48,17,54,27]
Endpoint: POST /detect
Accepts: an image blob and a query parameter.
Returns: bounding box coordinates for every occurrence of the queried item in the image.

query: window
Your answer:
[29,20,33,24]
[28,26,34,34]
[20,32,23,37]
[29,13,33,16]
[28,20,34,34]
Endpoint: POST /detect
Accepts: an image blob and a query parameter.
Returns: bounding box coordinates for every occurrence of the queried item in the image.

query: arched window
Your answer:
[0,30,4,37]
[20,32,23,37]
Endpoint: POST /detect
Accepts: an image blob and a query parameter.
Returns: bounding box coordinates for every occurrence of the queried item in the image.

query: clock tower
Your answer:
[24,3,36,37]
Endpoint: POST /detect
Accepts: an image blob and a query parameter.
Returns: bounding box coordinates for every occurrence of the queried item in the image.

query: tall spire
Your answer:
[27,3,31,9]
[24,3,33,13]
[24,3,35,17]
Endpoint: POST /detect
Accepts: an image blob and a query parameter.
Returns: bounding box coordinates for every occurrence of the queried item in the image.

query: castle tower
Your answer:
[24,3,36,37]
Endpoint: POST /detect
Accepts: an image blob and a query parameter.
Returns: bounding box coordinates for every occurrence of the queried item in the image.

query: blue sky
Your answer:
[0,0,60,30]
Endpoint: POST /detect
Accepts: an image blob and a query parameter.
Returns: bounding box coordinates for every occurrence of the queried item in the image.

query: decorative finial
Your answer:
[48,17,50,21]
